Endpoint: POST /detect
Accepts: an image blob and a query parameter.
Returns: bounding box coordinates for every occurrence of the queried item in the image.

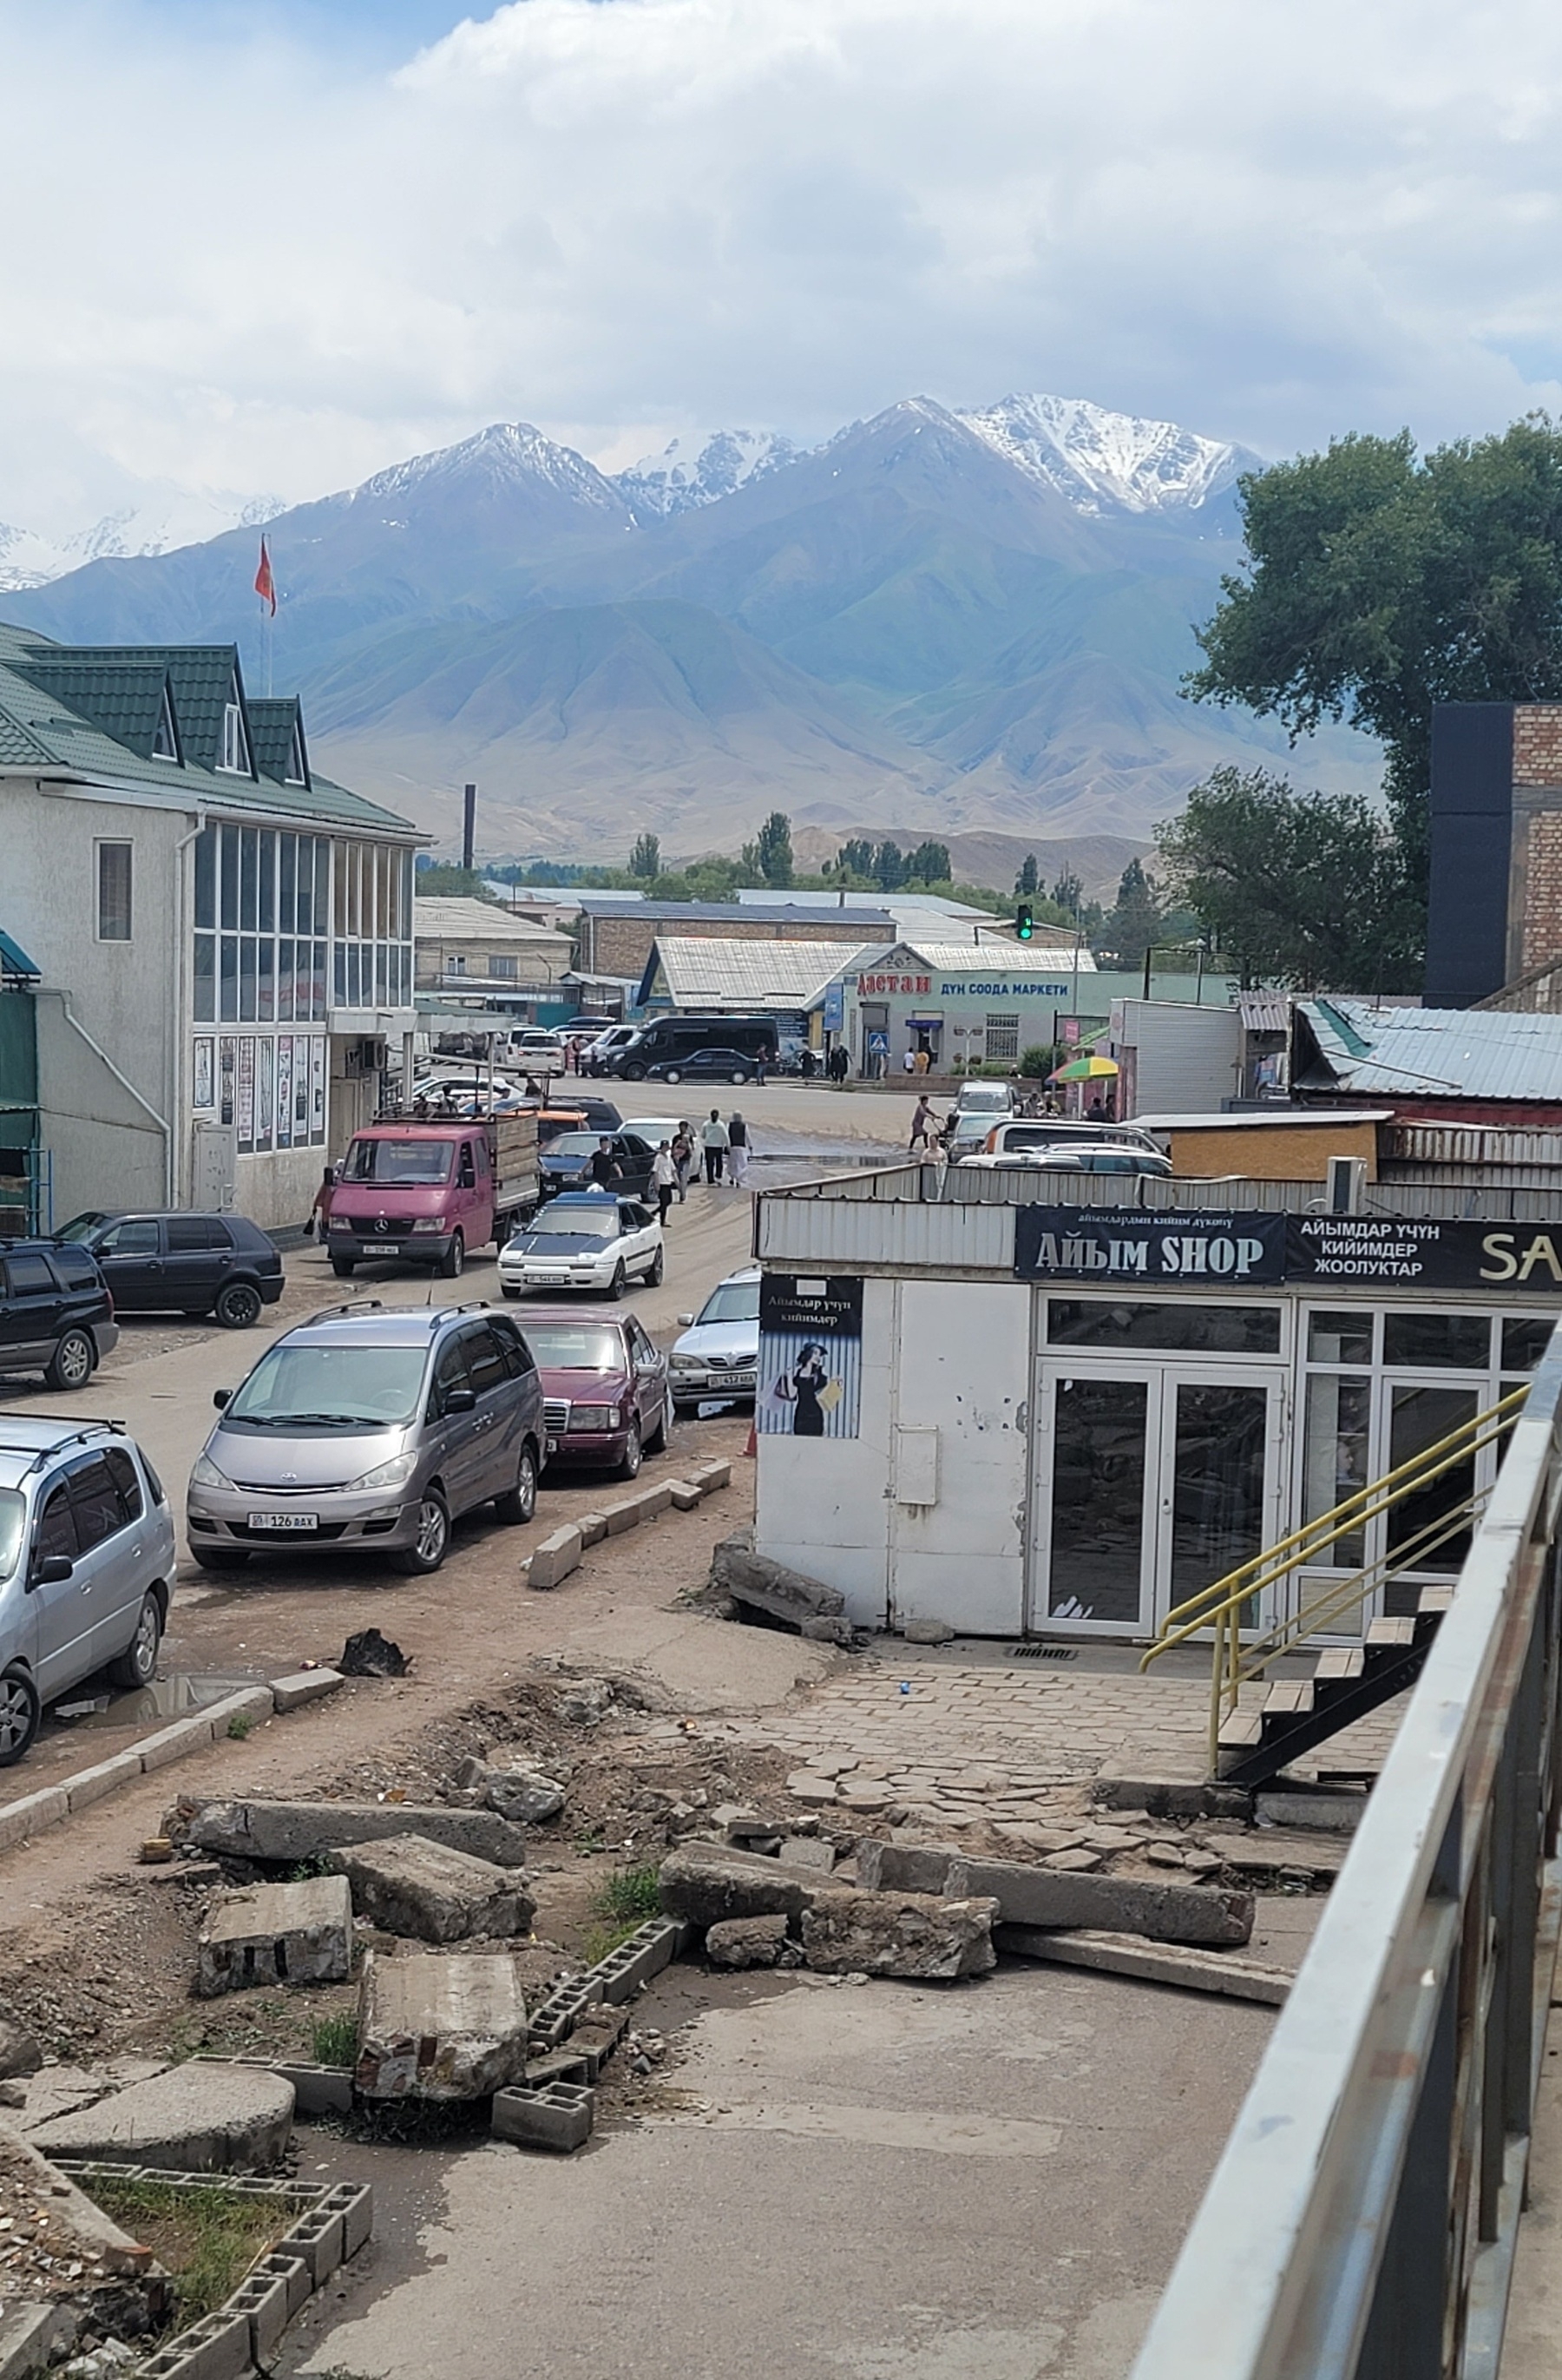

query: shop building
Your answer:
[839,936,1091,1075]
[752,1161,1562,1643]
[413,896,574,1016]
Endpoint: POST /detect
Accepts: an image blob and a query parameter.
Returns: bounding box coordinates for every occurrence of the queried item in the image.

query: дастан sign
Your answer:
[1015,1207,1562,1293]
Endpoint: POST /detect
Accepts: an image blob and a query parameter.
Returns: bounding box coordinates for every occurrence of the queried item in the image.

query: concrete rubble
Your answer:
[354,1951,531,2101]
[28,2061,294,2173]
[657,1840,834,1930]
[709,1529,853,1642]
[802,1890,1000,1980]
[1001,1926,1293,2006]
[456,1755,567,1825]
[168,1794,529,1868]
[706,1915,800,1970]
[946,1854,1255,1948]
[196,1876,353,1996]
[328,1834,537,1943]
[0,2021,42,2081]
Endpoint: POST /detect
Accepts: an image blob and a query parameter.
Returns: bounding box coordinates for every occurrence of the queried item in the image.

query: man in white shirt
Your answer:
[651,1141,678,1223]
[701,1109,730,1184]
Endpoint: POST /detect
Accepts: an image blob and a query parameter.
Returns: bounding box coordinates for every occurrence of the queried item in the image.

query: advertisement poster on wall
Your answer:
[758,1274,864,1438]
[276,1038,293,1148]
[193,1038,213,1111]
[218,1038,235,1128]
[237,1039,254,1147]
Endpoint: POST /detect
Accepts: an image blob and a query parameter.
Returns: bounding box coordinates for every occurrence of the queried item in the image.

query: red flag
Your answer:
[254,536,276,618]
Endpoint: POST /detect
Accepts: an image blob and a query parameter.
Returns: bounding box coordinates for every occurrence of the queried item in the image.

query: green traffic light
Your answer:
[1016,903,1034,940]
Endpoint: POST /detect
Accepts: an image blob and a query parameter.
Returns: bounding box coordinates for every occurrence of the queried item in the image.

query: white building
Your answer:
[0,621,424,1230]
[413,897,574,1009]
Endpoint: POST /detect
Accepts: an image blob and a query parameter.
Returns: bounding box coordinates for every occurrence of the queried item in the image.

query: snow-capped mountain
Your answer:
[0,489,283,594]
[956,392,1254,516]
[344,421,627,521]
[615,427,802,517]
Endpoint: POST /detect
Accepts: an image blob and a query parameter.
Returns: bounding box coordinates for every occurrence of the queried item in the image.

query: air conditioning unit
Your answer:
[345,1037,386,1078]
[1327,1155,1367,1215]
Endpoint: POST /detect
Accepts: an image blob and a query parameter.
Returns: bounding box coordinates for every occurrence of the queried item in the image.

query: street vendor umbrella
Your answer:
[1048,1054,1120,1083]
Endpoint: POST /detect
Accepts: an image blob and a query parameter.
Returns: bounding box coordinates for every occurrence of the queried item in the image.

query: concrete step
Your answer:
[1364,1616,1417,1672]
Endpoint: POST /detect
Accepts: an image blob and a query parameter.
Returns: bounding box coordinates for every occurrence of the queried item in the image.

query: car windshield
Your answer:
[698,1279,761,1325]
[0,1489,23,1581]
[522,1325,625,1369]
[960,1088,1007,1110]
[345,1138,454,1185]
[525,1205,620,1241]
[546,1134,603,1157]
[56,1212,110,1241]
[225,1343,428,1427]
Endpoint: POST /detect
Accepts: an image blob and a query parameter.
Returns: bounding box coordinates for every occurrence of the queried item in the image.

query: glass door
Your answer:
[1164,1377,1274,1626]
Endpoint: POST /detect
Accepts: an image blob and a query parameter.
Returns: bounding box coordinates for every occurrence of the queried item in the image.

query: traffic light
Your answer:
[1016,902,1034,940]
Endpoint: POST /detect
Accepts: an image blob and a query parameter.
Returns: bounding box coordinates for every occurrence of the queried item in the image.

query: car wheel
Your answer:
[331,1256,357,1278]
[495,1443,539,1524]
[623,1064,646,1082]
[662,1068,681,1084]
[617,1421,642,1479]
[0,1668,40,1767]
[393,1489,450,1575]
[731,1072,746,1084]
[646,1247,664,1287]
[108,1592,163,1690]
[440,1231,465,1279]
[608,1261,627,1300]
[46,1329,95,1391]
[214,1279,263,1329]
[645,1396,668,1454]
[195,1545,251,1571]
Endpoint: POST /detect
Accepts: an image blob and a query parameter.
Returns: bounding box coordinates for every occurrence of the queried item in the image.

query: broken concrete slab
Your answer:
[854,1840,960,1896]
[709,1532,846,1633]
[1000,1925,1293,2006]
[328,1835,535,1943]
[798,1614,855,1645]
[0,2300,79,2380]
[1092,1749,1250,1822]
[354,1950,530,2101]
[528,1524,582,1592]
[0,2127,154,2278]
[270,1668,345,1714]
[803,1890,999,1980]
[170,1795,529,1869]
[657,1841,830,1932]
[945,1856,1254,1947]
[196,1876,352,1997]
[456,1757,566,1825]
[1254,1788,1367,1833]
[778,1836,836,1874]
[902,1618,955,1644]
[706,1914,797,1969]
[29,2061,294,2173]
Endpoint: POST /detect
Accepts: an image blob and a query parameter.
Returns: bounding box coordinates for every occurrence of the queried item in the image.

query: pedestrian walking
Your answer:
[909,1095,935,1153]
[830,1043,850,1086]
[701,1108,730,1183]
[652,1141,678,1224]
[672,1123,693,1200]
[902,1048,917,1077]
[727,1110,750,1187]
[305,1163,335,1243]
[800,1046,817,1081]
[587,1136,620,1188]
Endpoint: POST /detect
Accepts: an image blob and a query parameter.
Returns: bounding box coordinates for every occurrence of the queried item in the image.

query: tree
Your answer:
[628,832,661,879]
[1156,766,1423,989]
[906,840,951,885]
[1015,854,1039,897]
[742,812,793,887]
[414,862,502,904]
[835,838,876,880]
[874,840,907,891]
[1096,858,1167,971]
[1050,868,1081,915]
[1188,417,1562,892]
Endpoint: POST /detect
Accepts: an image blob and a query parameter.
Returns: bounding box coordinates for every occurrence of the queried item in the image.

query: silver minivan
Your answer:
[187,1298,545,1577]
[0,1418,177,1765]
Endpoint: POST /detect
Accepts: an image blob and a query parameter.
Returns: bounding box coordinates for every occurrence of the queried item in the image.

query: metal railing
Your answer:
[1129,1325,1562,2380]
[1140,1387,1531,1764]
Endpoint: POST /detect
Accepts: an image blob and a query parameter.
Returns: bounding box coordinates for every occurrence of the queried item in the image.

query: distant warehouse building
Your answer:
[413,896,574,1016]
[577,898,891,986]
[637,936,879,1047]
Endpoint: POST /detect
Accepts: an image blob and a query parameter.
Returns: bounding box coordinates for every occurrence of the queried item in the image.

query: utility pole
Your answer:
[462,783,476,875]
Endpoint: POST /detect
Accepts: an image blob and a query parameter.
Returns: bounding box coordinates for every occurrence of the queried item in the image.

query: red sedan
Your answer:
[517,1308,672,1480]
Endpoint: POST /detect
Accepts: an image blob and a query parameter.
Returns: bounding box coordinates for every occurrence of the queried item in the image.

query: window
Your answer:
[35,1483,77,1566]
[97,842,133,941]
[1382,1313,1491,1371]
[463,1327,507,1397]
[153,685,179,762]
[430,1337,471,1416]
[103,1447,144,1524]
[444,954,467,976]
[219,700,250,774]
[490,1318,535,1377]
[66,1456,127,1552]
[489,955,518,980]
[984,1013,1021,1062]
[5,1252,55,1298]
[1308,1310,1375,1366]
[1501,1317,1558,1373]
[167,1216,226,1252]
[1047,1299,1282,1355]
[99,1220,160,1257]
[285,723,307,785]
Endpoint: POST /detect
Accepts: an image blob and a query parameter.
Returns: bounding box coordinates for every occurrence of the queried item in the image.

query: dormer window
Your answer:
[219,699,250,774]
[152,684,180,763]
[285,721,307,785]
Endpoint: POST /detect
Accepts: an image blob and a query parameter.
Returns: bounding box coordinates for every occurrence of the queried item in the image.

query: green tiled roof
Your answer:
[0,620,417,838]
[246,695,309,787]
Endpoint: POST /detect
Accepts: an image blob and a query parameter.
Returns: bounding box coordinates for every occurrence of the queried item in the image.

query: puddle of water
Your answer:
[49,1672,256,1728]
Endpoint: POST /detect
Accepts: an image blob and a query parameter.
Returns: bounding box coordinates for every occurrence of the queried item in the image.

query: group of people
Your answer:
[587,1109,753,1223]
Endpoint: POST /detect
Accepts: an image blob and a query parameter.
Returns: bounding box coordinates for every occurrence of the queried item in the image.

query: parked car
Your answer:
[581,1026,640,1076]
[978,1119,1163,1159]
[669,1266,760,1410]
[644,1047,764,1087]
[538,1128,660,1201]
[498,1193,664,1299]
[943,1112,998,1159]
[954,1081,1018,1115]
[0,1241,118,1391]
[522,1309,671,1479]
[531,1097,623,1141]
[56,1211,283,1328]
[0,1418,176,1765]
[957,1144,1172,1177]
[187,1300,544,1576]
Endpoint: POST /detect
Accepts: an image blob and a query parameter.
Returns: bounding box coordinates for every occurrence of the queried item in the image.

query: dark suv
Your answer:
[0,1241,118,1391]
[56,1212,283,1328]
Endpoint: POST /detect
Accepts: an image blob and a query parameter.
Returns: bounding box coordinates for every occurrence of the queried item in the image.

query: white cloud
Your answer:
[3,0,1562,532]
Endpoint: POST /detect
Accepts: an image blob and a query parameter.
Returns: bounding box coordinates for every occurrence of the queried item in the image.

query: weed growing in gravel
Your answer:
[312,2011,360,2068]
[226,1713,252,1740]
[84,2178,292,2328]
[581,1863,660,1963]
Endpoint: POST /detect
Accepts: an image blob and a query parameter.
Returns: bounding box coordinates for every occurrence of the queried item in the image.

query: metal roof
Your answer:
[413,897,572,947]
[894,937,1096,973]
[580,897,893,927]
[646,937,874,1009]
[1237,993,1290,1034]
[1298,998,1562,1103]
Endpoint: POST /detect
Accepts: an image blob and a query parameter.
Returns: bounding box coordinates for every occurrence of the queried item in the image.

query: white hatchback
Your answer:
[499,1193,664,1299]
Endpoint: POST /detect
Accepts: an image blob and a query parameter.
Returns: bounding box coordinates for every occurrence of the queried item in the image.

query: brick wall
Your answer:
[1513,707,1562,786]
[1521,812,1562,974]
[581,911,879,977]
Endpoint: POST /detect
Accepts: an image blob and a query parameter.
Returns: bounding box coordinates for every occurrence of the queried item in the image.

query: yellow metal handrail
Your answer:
[1138,1384,1530,1765]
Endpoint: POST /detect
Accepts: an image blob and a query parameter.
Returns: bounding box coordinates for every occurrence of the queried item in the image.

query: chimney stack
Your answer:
[462,783,476,874]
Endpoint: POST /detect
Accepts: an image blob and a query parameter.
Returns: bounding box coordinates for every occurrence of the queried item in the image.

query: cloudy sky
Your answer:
[4,0,1562,536]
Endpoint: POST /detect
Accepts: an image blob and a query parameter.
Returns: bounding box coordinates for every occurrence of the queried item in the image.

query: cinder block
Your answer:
[575,1512,608,1546]
[226,2265,290,2369]
[856,1840,958,1895]
[275,2061,354,2116]
[270,1668,345,1713]
[319,2179,374,2258]
[136,2306,251,2380]
[667,1480,702,1510]
[491,2081,594,2153]
[258,2251,312,2318]
[278,2205,345,2288]
[0,1785,69,1850]
[65,1751,142,1812]
[137,1715,218,1773]
[528,1524,583,1592]
[587,1917,681,2003]
[524,2049,592,2087]
[568,2002,630,2081]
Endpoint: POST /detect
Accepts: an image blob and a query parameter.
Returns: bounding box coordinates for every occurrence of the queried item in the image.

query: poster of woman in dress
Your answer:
[757,1275,863,1439]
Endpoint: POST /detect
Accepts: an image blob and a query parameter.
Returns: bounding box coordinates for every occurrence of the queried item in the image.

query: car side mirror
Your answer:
[35,1555,73,1586]
[444,1385,476,1414]
[677,1313,694,1327]
[213,1388,231,1409]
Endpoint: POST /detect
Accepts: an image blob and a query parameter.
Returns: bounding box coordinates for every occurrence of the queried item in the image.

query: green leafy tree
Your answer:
[874,840,908,891]
[906,840,951,885]
[1097,858,1167,971]
[1156,766,1423,989]
[628,832,661,879]
[1050,868,1082,915]
[741,812,794,887]
[1015,854,1039,897]
[835,838,876,879]
[1188,417,1562,892]
[414,862,502,904]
